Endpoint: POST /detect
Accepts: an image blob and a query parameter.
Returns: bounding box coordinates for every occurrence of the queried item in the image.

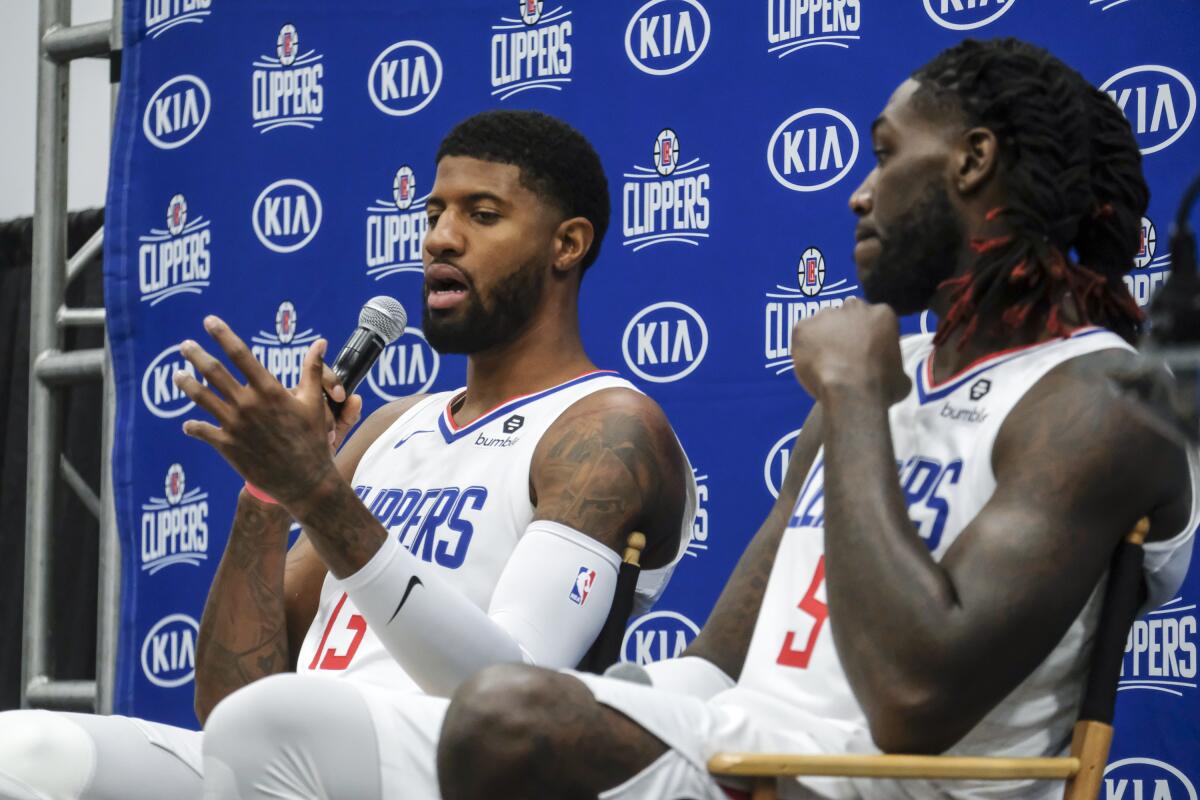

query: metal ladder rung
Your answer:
[66,227,104,286]
[57,307,106,327]
[34,349,106,384]
[42,21,112,62]
[24,678,96,710]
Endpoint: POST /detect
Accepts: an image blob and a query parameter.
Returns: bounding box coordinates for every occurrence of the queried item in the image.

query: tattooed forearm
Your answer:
[287,473,389,579]
[194,493,293,724]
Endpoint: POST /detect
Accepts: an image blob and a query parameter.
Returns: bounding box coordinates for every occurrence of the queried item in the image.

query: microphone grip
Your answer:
[328,328,385,417]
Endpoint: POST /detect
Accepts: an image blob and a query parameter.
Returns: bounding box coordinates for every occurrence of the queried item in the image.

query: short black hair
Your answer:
[912,38,1147,346]
[437,110,610,273]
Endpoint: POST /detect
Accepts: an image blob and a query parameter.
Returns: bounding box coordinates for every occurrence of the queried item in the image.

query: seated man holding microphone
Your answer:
[0,110,696,800]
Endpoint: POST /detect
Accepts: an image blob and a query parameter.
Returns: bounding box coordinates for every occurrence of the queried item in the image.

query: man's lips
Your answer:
[425,262,470,311]
[855,225,879,243]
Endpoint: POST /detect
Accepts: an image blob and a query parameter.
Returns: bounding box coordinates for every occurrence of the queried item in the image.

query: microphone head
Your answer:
[359,296,407,344]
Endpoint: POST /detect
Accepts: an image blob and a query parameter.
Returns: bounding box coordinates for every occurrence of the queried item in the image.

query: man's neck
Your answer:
[927,286,1083,385]
[454,313,594,425]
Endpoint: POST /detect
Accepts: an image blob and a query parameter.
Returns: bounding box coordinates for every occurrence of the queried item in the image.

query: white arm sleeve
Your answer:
[341,519,619,697]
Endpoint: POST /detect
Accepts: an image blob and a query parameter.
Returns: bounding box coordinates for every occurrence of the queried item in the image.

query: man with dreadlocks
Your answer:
[432,38,1200,800]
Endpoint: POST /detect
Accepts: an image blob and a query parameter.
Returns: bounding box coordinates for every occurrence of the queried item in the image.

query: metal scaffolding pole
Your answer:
[24,0,122,715]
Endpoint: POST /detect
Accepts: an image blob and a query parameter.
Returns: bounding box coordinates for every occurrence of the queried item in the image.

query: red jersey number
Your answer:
[307,592,367,671]
[775,556,828,669]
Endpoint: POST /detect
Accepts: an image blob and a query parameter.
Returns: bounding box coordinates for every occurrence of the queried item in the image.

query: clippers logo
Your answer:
[490,2,573,101]
[622,129,711,251]
[365,328,441,400]
[764,247,858,375]
[141,613,199,688]
[625,0,711,77]
[621,610,701,664]
[622,301,709,383]
[686,467,709,558]
[251,24,324,134]
[145,0,211,39]
[570,567,596,605]
[767,0,861,60]
[141,464,209,575]
[503,415,525,434]
[1120,596,1197,698]
[366,166,429,280]
[138,194,211,305]
[1104,758,1197,800]
[969,378,991,401]
[368,40,443,117]
[1123,216,1172,310]
[923,0,1016,30]
[143,75,210,150]
[764,429,801,499]
[142,343,205,419]
[768,108,859,192]
[251,302,320,388]
[1102,65,1196,155]
[253,178,322,253]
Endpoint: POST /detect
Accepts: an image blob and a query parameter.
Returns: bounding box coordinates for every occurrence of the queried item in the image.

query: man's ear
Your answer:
[955,127,1000,195]
[552,216,595,274]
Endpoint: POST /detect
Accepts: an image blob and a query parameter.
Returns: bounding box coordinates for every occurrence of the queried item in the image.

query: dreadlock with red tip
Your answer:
[911,39,1148,348]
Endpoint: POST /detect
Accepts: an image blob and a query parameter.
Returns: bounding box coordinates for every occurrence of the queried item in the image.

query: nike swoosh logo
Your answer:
[393,429,434,449]
[388,576,423,623]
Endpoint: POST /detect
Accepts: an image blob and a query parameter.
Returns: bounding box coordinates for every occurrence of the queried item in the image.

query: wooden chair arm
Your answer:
[707,753,1081,781]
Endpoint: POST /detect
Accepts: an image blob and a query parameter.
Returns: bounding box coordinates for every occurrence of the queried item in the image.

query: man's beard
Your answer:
[861,179,963,316]
[423,259,546,354]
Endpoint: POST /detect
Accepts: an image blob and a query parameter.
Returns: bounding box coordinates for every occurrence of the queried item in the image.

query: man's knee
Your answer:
[203,674,316,752]
[0,711,96,800]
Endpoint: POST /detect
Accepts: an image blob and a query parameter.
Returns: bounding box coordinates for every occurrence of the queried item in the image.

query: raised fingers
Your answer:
[173,369,233,425]
[179,338,242,399]
[203,315,279,393]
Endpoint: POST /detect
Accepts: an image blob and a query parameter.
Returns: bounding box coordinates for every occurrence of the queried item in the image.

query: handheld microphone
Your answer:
[328,296,407,415]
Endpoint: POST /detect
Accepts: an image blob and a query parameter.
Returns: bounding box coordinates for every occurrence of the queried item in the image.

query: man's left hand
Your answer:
[173,315,340,509]
[790,298,911,404]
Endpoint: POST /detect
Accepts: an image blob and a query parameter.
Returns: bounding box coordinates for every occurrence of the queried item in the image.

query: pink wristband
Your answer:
[243,481,278,505]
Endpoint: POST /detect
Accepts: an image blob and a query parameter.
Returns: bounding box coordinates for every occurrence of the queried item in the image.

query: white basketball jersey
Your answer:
[715,327,1200,799]
[297,370,694,692]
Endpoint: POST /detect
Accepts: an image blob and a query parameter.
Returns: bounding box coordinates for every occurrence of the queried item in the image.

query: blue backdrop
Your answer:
[104,0,1199,793]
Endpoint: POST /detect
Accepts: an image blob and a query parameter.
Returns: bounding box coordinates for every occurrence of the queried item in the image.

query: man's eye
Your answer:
[873,149,890,164]
[473,211,500,223]
[427,213,440,228]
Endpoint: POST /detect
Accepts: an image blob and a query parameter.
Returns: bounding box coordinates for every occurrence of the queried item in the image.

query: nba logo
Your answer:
[570,567,596,605]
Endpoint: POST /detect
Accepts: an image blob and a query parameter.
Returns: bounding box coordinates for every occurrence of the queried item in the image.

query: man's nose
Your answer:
[848,172,875,216]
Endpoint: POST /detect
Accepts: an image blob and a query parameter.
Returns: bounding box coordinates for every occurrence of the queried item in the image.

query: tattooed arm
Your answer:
[193,395,421,724]
[530,387,690,569]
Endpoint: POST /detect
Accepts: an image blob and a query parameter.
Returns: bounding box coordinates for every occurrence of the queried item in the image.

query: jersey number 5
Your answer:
[776,556,828,669]
[308,592,367,670]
